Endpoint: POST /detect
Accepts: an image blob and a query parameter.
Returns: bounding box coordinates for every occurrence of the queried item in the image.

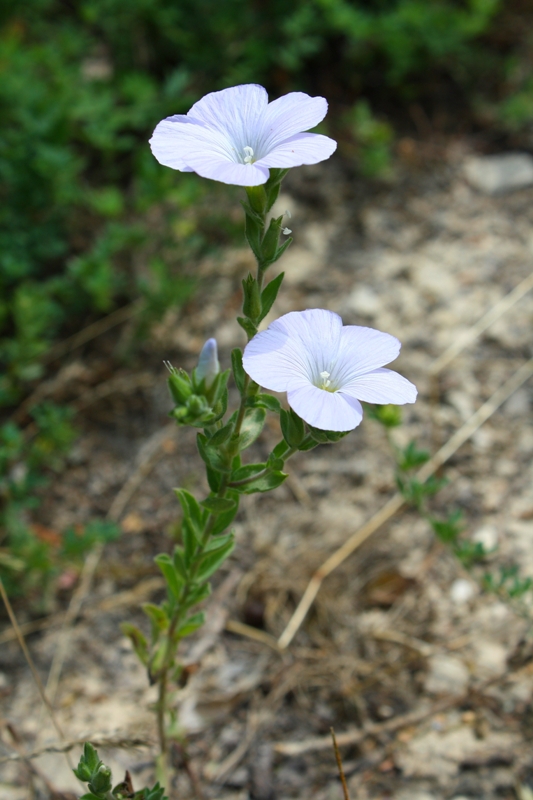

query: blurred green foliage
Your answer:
[2,0,532,599]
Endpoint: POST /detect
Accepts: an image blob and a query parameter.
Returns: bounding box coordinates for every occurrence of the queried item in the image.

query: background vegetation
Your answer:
[2,0,533,597]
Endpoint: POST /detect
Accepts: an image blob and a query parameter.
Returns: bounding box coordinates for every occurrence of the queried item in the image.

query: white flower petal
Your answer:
[188,159,269,186]
[243,326,309,391]
[256,132,338,169]
[188,84,268,152]
[333,326,402,386]
[340,368,418,404]
[150,117,235,170]
[258,93,328,151]
[287,383,363,431]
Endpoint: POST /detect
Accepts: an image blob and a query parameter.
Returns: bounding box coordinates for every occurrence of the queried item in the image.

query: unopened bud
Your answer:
[196,338,220,388]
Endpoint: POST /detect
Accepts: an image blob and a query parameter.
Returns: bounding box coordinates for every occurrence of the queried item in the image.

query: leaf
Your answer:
[230,462,268,482]
[142,603,169,632]
[195,537,235,582]
[231,348,247,394]
[174,489,206,535]
[181,517,199,565]
[204,531,234,553]
[259,272,284,321]
[211,489,240,535]
[253,393,281,412]
[173,546,189,579]
[154,553,183,599]
[196,432,230,473]
[177,611,205,638]
[280,408,305,447]
[237,407,266,450]
[201,496,237,514]
[237,316,258,339]
[121,623,149,664]
[237,470,288,494]
[184,582,211,609]
[208,420,234,446]
[206,465,222,492]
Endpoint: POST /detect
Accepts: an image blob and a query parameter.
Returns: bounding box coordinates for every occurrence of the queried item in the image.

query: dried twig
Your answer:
[331,728,350,800]
[278,357,533,649]
[0,579,73,772]
[428,270,533,375]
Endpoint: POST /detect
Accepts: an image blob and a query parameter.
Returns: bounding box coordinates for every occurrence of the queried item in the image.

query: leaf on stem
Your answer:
[259,272,284,321]
[231,348,247,394]
[201,496,237,514]
[195,537,235,581]
[155,553,184,599]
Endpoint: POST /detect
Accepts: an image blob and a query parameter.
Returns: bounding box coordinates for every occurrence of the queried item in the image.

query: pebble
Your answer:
[450,578,476,604]
[425,655,469,696]
[463,152,533,194]
[472,523,498,551]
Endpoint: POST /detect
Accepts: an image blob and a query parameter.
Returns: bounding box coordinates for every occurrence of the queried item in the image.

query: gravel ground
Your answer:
[1,139,533,800]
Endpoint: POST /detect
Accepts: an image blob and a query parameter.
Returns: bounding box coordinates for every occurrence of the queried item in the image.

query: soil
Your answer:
[1,137,533,800]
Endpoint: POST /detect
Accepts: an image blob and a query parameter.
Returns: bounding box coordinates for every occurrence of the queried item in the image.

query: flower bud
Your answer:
[196,338,219,388]
[89,765,112,795]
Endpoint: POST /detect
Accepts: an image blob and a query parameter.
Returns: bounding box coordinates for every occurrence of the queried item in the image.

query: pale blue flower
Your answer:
[149,84,337,186]
[196,338,219,387]
[242,309,417,431]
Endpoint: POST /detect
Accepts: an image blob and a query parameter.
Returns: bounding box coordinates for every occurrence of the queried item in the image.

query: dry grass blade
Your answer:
[0,578,74,772]
[331,728,351,800]
[44,422,178,709]
[42,299,144,365]
[429,270,533,375]
[278,358,533,649]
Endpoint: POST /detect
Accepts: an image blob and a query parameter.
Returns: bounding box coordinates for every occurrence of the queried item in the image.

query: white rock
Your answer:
[450,578,476,604]
[472,524,498,551]
[345,285,382,317]
[425,655,469,696]
[471,639,508,677]
[464,153,533,194]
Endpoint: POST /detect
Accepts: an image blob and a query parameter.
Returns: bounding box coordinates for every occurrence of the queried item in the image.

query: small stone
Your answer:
[503,388,531,417]
[464,153,533,194]
[450,578,476,604]
[425,655,469,696]
[345,285,382,317]
[472,524,498,551]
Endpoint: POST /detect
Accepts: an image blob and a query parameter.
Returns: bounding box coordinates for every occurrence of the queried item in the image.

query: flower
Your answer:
[196,338,220,388]
[149,84,337,186]
[242,309,417,431]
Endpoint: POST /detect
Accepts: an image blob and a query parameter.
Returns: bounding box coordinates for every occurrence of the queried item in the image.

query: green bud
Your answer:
[186,395,210,417]
[245,185,267,216]
[260,215,283,267]
[89,765,112,795]
[168,370,192,405]
[242,274,262,322]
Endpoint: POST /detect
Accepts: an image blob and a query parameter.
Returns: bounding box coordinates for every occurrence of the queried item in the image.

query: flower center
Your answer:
[243,146,255,164]
[319,370,333,391]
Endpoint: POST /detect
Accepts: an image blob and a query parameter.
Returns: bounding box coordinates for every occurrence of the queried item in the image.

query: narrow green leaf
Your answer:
[259,272,284,321]
[237,407,266,450]
[177,611,205,638]
[211,489,240,535]
[231,348,246,394]
[196,432,230,472]
[154,553,183,599]
[253,393,281,412]
[237,470,288,494]
[174,488,206,534]
[201,496,237,514]
[184,582,211,609]
[231,462,268,482]
[206,465,222,492]
[204,531,234,553]
[142,603,169,632]
[195,538,235,581]
[208,419,235,447]
[173,546,189,582]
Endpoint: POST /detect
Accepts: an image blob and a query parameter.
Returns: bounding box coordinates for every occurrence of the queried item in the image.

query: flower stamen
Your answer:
[319,370,332,390]
[243,146,254,164]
